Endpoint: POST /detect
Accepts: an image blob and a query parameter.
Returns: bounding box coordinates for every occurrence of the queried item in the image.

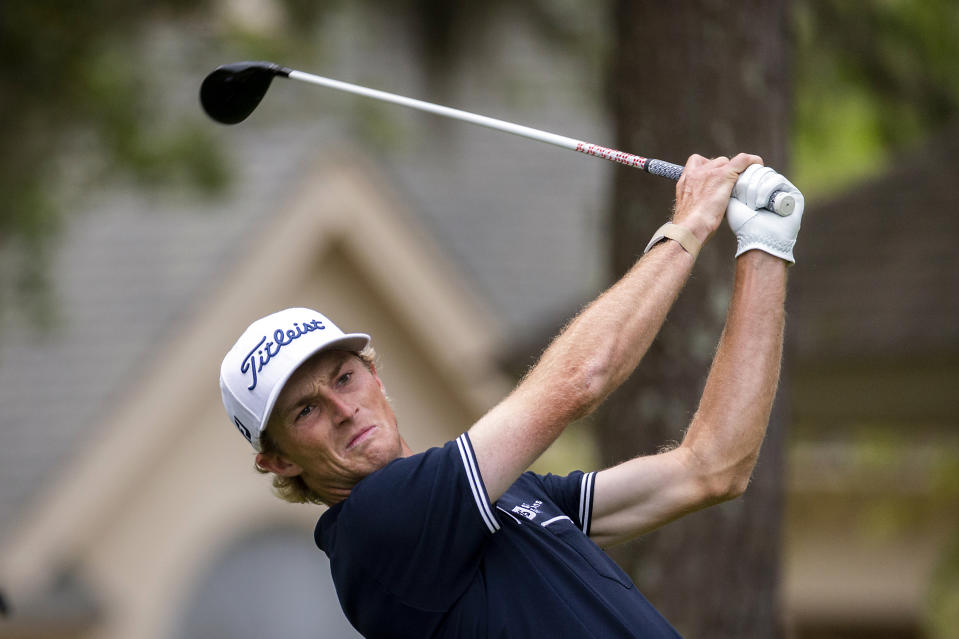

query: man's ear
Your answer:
[256,451,303,478]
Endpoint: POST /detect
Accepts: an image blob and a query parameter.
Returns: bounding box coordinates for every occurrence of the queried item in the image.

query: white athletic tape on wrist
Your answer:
[643,222,702,260]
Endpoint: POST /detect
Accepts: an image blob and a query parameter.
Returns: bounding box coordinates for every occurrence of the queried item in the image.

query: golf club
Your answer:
[200,61,794,216]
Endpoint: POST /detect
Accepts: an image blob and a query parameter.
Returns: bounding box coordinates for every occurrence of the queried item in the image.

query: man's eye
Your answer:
[296,405,314,420]
[337,372,352,386]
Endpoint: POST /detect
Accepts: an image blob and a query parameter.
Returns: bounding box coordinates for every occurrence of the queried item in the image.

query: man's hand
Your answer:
[726,166,805,263]
[672,153,764,245]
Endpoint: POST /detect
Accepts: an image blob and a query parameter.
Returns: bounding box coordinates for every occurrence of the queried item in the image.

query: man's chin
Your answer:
[350,439,400,472]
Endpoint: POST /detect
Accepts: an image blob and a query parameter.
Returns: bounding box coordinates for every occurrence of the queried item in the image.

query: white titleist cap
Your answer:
[220,308,370,451]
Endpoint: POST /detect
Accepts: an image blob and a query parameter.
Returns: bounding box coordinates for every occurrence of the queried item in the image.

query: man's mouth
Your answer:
[346,425,377,450]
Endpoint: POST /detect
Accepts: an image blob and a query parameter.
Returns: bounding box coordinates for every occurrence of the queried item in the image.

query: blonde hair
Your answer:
[255,345,378,505]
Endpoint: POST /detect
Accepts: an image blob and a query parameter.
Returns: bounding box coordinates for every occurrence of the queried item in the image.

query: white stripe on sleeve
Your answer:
[578,471,596,535]
[456,434,500,533]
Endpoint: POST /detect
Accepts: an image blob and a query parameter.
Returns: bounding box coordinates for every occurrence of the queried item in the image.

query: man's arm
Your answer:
[587,250,787,547]
[468,153,762,503]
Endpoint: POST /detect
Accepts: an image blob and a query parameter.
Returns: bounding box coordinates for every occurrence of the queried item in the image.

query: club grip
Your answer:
[767,190,795,216]
[647,159,794,216]
[645,159,684,181]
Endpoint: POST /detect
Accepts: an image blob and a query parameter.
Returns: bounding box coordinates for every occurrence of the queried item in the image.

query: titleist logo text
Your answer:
[241,319,326,390]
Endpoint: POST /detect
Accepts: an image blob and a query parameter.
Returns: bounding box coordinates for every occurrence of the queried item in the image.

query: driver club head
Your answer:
[199,61,291,125]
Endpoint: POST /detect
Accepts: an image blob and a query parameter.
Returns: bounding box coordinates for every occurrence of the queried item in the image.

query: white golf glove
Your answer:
[726,164,805,264]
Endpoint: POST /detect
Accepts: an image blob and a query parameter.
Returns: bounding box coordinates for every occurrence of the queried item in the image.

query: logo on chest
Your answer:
[511,500,544,521]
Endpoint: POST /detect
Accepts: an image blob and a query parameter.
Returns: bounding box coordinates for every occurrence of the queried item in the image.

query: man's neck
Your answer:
[313,438,416,505]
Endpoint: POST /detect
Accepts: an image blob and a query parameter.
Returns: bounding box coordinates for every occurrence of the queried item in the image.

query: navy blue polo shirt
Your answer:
[315,433,681,638]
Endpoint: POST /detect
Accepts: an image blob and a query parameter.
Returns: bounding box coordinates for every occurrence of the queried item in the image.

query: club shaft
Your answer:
[288,70,674,177]
[285,69,791,215]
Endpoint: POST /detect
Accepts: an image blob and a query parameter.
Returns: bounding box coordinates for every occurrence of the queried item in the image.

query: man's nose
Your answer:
[329,394,356,423]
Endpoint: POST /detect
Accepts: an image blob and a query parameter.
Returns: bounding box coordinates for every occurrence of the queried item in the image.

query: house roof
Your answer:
[791,123,959,362]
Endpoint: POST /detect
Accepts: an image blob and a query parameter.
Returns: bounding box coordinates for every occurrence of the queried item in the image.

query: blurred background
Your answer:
[1,1,957,638]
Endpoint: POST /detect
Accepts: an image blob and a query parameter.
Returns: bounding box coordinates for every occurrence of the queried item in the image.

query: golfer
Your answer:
[220,153,803,638]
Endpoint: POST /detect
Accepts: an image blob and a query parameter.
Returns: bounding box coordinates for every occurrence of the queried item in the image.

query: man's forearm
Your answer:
[522,239,696,421]
[680,250,787,497]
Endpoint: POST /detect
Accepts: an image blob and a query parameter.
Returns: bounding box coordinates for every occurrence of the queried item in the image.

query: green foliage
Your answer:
[793,0,959,196]
[0,0,229,322]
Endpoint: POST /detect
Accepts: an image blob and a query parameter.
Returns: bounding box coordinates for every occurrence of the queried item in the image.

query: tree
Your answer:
[598,2,792,637]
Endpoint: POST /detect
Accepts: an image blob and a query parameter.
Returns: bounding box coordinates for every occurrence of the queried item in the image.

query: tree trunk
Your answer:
[599,2,792,637]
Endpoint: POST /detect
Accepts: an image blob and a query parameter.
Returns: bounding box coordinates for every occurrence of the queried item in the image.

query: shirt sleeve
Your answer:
[334,433,499,610]
[537,470,598,535]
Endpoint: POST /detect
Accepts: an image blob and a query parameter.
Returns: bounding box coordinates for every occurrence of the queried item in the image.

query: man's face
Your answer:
[262,349,408,501]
